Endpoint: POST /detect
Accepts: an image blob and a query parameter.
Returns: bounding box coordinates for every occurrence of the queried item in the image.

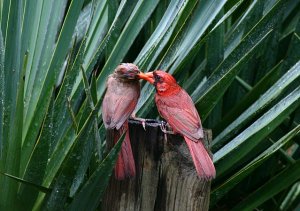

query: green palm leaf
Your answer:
[0,0,299,210]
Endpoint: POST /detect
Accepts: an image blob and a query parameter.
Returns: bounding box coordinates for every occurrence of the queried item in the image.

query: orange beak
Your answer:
[137,71,155,84]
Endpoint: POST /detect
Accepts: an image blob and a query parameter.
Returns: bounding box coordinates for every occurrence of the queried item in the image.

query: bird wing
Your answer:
[102,77,140,129]
[155,89,203,141]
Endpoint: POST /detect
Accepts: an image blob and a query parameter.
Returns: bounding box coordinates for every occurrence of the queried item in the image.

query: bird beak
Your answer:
[137,72,155,84]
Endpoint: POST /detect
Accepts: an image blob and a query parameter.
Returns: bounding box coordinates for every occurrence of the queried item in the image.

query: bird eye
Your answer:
[155,74,161,81]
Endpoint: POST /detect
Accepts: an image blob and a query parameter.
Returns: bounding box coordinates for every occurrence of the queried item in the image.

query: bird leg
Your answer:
[130,113,146,130]
[159,121,175,134]
[160,121,174,143]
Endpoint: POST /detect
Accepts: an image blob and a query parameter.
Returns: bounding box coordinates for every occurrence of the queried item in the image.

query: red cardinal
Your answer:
[102,63,140,180]
[138,70,216,179]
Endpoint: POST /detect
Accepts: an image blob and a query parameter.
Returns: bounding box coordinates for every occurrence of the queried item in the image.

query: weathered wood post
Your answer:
[102,119,212,211]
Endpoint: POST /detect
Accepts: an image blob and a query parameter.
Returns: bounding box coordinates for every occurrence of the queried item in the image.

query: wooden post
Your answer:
[102,119,212,211]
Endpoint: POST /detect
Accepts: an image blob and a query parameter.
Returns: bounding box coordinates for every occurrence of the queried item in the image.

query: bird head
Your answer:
[138,70,179,95]
[115,63,140,80]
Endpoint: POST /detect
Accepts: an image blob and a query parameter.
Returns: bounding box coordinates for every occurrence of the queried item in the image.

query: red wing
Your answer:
[156,89,203,141]
[102,78,140,129]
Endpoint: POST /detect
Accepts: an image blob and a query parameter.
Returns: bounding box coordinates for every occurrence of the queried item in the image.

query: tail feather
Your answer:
[184,137,216,180]
[113,123,136,180]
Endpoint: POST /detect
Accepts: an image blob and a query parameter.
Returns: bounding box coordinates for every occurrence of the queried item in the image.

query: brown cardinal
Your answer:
[138,70,216,179]
[102,63,140,180]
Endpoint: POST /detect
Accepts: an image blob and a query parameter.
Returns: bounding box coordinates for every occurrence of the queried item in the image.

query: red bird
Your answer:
[138,70,216,179]
[102,63,140,180]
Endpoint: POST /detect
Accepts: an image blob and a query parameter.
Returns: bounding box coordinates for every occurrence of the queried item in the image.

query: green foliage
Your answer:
[0,0,299,210]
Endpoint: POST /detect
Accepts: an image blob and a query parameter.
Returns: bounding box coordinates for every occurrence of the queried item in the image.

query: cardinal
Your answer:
[102,63,140,180]
[138,70,216,179]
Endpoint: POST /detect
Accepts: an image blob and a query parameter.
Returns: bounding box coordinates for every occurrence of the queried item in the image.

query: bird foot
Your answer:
[130,116,146,131]
[160,121,174,134]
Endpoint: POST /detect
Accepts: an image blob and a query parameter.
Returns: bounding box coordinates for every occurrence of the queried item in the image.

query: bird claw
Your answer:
[131,116,146,131]
[160,121,174,134]
[141,120,146,131]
